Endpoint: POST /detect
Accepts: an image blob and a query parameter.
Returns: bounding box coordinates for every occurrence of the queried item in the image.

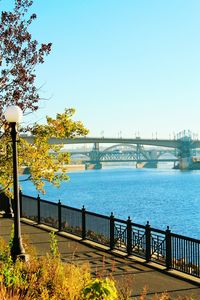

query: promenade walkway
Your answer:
[1,217,200,299]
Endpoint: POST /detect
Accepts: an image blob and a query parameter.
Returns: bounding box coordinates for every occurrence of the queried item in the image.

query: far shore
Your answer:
[19,164,85,175]
[66,164,85,171]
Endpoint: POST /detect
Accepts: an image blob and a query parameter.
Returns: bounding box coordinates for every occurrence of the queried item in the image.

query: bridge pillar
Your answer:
[136,162,158,168]
[146,150,158,168]
[143,161,158,168]
[178,136,193,170]
[136,162,146,168]
[85,162,102,170]
[93,143,99,151]
[85,148,102,170]
[179,158,192,170]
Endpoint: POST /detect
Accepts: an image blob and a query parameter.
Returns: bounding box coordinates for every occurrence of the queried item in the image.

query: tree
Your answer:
[1,108,89,196]
[0,1,89,195]
[0,0,52,124]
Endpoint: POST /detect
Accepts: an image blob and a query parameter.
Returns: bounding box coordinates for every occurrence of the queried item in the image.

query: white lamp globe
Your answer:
[4,105,23,123]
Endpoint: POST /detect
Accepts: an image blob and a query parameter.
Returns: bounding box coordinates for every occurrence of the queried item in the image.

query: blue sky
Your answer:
[3,1,200,138]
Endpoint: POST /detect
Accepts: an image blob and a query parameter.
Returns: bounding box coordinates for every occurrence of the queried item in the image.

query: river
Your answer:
[20,166,200,239]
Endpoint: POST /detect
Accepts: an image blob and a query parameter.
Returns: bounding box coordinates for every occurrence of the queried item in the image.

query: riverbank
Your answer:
[67,164,85,171]
[19,164,85,175]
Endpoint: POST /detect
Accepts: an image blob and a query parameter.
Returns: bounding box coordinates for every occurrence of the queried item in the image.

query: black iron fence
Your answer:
[20,192,200,278]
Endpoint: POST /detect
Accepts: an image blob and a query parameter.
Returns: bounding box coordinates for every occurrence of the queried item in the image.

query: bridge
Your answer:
[69,146,178,169]
[22,130,200,170]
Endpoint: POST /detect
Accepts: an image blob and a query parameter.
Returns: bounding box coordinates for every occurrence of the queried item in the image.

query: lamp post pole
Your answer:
[4,106,27,261]
[10,122,25,259]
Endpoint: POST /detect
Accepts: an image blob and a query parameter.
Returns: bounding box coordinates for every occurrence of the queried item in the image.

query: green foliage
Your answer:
[1,108,89,196]
[82,277,118,300]
[0,258,25,289]
[49,231,59,258]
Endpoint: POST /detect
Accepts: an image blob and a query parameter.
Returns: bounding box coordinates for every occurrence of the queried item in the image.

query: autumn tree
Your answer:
[0,0,52,123]
[0,1,89,195]
[1,108,88,195]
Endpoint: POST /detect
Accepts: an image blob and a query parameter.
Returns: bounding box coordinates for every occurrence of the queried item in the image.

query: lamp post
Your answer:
[4,105,27,261]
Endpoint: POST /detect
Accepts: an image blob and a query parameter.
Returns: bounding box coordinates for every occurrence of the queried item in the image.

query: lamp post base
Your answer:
[11,237,29,262]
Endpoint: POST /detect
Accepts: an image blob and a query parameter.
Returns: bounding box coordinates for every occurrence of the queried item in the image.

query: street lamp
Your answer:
[4,105,27,261]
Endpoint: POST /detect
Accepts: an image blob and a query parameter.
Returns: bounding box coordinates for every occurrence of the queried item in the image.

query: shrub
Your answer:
[82,277,118,300]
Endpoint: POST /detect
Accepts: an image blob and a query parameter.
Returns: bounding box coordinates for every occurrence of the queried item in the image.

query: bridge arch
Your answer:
[103,144,137,152]
[157,151,178,160]
[101,143,149,161]
[70,153,90,159]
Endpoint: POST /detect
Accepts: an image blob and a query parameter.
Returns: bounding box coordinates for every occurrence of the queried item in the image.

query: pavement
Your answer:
[1,217,200,299]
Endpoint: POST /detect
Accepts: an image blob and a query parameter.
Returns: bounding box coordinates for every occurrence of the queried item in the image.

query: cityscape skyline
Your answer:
[3,0,200,139]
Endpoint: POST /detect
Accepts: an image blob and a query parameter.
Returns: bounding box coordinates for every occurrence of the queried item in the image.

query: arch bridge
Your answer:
[23,131,200,170]
[70,144,178,169]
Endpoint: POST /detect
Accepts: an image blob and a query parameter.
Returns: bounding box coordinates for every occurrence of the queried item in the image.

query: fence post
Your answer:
[82,206,86,239]
[37,195,41,224]
[127,216,132,255]
[19,190,22,217]
[58,200,62,231]
[110,212,115,250]
[166,226,172,269]
[145,221,151,262]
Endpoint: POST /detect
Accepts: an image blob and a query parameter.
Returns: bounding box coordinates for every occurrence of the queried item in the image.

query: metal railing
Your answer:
[20,192,200,278]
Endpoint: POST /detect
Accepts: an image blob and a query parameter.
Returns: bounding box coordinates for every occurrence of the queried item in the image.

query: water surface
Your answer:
[20,167,200,239]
